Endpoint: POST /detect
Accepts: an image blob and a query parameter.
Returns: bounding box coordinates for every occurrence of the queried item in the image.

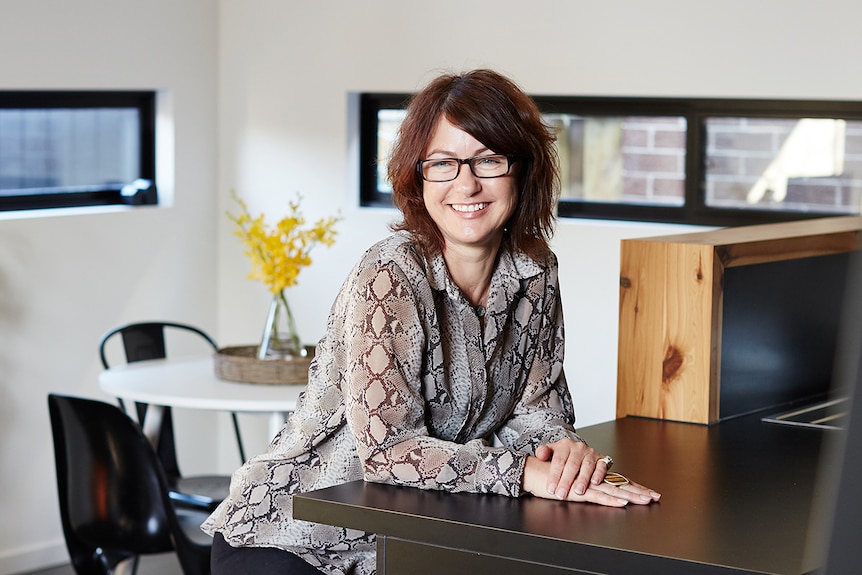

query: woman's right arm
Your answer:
[337,261,528,497]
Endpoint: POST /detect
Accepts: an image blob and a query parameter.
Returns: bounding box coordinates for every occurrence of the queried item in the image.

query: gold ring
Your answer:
[603,472,630,487]
[598,455,614,468]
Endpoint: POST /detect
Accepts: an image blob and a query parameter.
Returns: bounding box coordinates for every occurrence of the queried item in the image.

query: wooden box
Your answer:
[617,216,862,425]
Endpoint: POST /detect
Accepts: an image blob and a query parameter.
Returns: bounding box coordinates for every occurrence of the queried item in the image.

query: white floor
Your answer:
[26,554,183,575]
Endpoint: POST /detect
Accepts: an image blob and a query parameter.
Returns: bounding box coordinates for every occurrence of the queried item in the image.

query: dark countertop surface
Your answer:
[295,414,836,574]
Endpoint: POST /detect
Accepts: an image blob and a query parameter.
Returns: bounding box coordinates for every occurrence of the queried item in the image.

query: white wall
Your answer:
[3,0,862,572]
[0,1,219,572]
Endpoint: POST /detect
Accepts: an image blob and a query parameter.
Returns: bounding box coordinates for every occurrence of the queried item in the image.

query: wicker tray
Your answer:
[214,345,314,385]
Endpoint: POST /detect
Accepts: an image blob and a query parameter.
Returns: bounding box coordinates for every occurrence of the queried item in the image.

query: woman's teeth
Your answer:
[451,203,487,213]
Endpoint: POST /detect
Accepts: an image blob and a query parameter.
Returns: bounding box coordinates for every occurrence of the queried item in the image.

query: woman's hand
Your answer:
[534,439,606,499]
[522,438,661,506]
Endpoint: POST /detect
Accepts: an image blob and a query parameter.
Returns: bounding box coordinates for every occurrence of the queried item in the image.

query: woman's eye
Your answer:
[476,156,503,166]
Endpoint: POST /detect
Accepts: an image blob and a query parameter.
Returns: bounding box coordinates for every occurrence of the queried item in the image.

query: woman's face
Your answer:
[422,117,517,255]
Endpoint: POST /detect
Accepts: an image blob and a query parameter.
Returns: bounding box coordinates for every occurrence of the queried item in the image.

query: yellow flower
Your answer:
[228,191,340,294]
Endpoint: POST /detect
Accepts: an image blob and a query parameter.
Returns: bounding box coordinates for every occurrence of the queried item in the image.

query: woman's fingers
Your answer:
[578,488,630,507]
[569,454,596,497]
[623,480,662,502]
[534,444,552,461]
[591,455,612,486]
[544,440,595,498]
[587,479,661,504]
[545,444,571,494]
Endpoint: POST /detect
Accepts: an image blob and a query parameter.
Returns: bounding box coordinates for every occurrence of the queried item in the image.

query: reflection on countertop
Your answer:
[763,396,850,430]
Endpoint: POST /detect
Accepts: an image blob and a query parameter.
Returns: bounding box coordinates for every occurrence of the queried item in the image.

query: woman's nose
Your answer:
[453,162,480,194]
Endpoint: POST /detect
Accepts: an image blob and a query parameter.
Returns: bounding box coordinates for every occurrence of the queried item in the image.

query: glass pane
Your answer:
[375,108,405,196]
[0,107,141,192]
[704,117,862,215]
[550,114,687,207]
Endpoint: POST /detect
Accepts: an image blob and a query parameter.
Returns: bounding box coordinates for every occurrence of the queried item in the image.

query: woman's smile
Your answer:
[450,202,489,214]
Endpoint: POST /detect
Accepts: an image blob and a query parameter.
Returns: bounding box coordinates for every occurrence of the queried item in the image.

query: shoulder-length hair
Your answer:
[387,69,560,260]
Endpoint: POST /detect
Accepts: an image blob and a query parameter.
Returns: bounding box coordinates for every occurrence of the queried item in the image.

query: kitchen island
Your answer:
[294,412,834,574]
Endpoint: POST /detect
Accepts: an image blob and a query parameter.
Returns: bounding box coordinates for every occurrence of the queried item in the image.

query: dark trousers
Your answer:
[211,532,326,575]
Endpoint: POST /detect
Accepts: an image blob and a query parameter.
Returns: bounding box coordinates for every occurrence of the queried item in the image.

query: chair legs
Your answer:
[230,412,246,462]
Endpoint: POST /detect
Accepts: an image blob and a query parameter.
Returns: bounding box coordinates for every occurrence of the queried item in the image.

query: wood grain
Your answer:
[616,216,862,424]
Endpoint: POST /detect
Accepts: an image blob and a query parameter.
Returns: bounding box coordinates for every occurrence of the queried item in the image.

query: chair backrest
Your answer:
[98,321,217,369]
[48,393,211,575]
[98,321,218,478]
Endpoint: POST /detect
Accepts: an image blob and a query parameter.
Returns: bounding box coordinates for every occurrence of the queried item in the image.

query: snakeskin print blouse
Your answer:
[202,232,582,575]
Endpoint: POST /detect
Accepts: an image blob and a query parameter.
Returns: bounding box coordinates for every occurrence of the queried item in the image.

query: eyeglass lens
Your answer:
[420,155,510,182]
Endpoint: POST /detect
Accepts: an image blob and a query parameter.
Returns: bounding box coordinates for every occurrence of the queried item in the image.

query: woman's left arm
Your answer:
[496,260,659,504]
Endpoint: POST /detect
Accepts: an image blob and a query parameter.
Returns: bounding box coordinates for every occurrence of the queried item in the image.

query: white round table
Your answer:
[98,355,306,442]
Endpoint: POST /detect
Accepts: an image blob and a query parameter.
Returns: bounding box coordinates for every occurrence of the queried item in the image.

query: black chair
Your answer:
[98,321,244,510]
[48,393,212,575]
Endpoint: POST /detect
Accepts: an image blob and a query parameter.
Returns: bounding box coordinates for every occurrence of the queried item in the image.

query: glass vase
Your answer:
[258,290,306,360]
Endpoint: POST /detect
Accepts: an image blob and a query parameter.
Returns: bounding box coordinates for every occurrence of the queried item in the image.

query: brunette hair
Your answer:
[387,69,560,260]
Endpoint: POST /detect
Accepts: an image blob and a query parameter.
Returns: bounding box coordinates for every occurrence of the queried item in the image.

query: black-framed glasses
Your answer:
[417,154,516,182]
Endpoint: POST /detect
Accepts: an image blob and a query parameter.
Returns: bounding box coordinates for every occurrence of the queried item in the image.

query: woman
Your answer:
[203,69,661,575]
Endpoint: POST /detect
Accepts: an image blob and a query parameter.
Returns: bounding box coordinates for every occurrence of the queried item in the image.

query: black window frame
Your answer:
[358,93,862,227]
[0,90,157,213]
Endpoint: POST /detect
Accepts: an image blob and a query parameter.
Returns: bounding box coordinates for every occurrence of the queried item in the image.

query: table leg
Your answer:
[116,399,164,447]
[269,411,289,441]
[140,405,165,446]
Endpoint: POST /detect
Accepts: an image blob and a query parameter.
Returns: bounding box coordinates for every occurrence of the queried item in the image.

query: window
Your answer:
[0,91,157,212]
[358,94,862,226]
[358,93,411,207]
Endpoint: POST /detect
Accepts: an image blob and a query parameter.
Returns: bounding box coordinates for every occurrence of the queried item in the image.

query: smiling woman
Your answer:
[202,69,659,575]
